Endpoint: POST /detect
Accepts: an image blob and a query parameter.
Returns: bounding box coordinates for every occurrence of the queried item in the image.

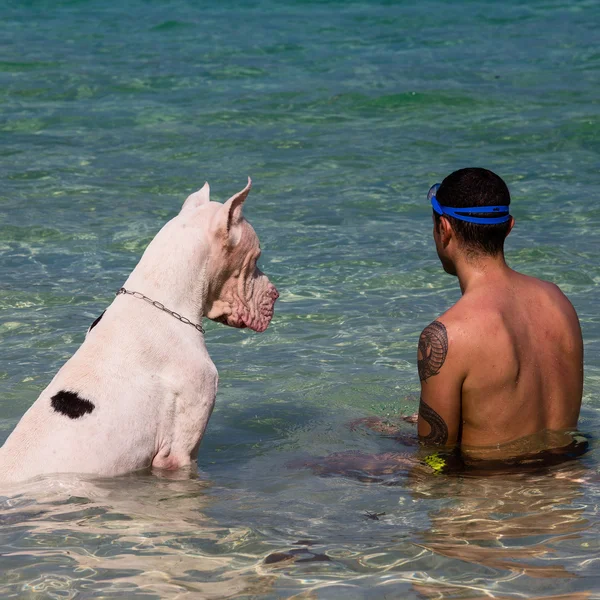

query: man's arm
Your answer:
[417,319,464,447]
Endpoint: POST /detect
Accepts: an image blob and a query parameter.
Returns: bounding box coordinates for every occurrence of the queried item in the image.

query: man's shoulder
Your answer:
[418,308,474,369]
[419,300,498,368]
[417,307,479,387]
[426,302,481,341]
[424,274,580,349]
[516,272,580,321]
[519,272,562,294]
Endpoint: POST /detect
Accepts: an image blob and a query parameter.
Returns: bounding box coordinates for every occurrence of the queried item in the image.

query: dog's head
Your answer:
[179,178,278,332]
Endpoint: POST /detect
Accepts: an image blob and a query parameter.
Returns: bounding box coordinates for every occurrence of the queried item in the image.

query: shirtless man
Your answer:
[418,167,584,460]
[300,168,584,479]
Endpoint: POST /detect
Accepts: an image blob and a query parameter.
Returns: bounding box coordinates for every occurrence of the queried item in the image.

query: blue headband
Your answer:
[428,183,511,225]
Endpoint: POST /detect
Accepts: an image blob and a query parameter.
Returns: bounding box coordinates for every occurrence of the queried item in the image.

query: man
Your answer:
[418,168,584,461]
[299,167,584,480]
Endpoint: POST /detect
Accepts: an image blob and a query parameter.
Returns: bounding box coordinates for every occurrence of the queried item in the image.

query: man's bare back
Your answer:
[419,269,583,457]
[418,169,584,460]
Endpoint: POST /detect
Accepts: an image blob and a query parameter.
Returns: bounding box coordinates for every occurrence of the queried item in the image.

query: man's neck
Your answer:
[454,252,512,295]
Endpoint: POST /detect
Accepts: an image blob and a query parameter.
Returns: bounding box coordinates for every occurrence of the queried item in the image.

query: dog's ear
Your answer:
[180,182,210,213]
[215,177,251,246]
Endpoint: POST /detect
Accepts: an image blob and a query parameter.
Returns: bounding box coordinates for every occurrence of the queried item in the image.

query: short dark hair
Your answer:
[435,168,511,255]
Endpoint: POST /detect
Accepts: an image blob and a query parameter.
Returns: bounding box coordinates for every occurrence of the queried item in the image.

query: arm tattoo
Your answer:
[418,320,448,382]
[418,397,449,445]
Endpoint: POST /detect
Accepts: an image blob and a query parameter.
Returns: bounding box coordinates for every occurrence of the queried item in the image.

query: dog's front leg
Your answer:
[152,369,218,471]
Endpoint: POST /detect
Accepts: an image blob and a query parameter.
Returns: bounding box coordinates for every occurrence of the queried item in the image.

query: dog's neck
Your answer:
[120,216,210,325]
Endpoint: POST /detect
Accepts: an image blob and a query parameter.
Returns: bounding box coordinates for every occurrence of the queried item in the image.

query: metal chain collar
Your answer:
[116,287,205,334]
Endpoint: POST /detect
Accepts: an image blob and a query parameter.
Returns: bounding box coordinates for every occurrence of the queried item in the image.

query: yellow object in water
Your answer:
[423,452,446,473]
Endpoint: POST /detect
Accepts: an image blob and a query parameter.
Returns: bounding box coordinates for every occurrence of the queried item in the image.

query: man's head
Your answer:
[431,168,514,274]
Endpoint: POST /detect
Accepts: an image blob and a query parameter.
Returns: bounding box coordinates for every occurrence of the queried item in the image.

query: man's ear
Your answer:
[505,215,515,238]
[180,182,210,213]
[439,216,454,248]
[214,177,252,246]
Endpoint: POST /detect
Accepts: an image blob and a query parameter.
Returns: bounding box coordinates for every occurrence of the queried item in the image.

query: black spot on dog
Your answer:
[88,310,105,332]
[51,390,95,419]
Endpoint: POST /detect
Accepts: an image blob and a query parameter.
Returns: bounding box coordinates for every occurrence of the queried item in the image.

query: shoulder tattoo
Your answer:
[418,320,448,382]
[418,397,449,446]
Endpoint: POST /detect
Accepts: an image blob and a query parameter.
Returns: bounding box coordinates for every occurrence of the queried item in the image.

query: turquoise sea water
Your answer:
[1,0,599,597]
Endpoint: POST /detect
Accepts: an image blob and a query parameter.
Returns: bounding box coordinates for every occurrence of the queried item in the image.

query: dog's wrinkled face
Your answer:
[206,217,279,333]
[180,178,278,332]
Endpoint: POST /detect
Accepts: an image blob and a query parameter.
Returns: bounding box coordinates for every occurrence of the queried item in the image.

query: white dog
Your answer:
[0,178,278,482]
